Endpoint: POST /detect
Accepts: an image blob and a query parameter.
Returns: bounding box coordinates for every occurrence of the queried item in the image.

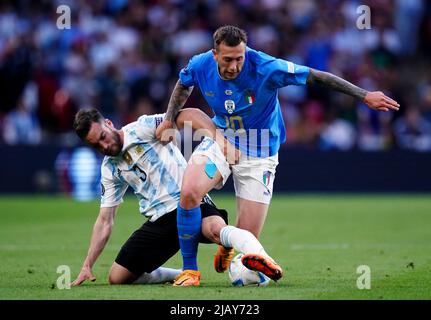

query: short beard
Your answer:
[107,128,123,156]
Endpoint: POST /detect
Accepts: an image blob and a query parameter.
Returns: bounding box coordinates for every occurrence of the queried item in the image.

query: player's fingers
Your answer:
[156,122,168,137]
[373,100,392,111]
[387,105,399,111]
[377,107,389,112]
[166,134,175,143]
[87,271,96,281]
[156,123,171,141]
[384,99,400,110]
[162,135,174,144]
[160,133,172,144]
[235,149,241,164]
[155,127,162,140]
[384,96,399,107]
[71,278,84,286]
[382,100,399,111]
[383,94,398,103]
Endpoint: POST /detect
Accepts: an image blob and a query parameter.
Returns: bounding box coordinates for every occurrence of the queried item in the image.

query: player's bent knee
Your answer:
[180,185,203,209]
[202,216,226,244]
[108,273,135,285]
[108,273,123,285]
[108,263,136,284]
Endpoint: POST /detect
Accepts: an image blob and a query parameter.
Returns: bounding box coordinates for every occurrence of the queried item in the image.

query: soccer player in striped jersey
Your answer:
[156,25,400,285]
[71,108,281,287]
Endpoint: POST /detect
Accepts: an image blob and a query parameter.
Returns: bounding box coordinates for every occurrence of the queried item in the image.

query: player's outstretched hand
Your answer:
[72,266,96,286]
[364,91,400,112]
[155,120,175,144]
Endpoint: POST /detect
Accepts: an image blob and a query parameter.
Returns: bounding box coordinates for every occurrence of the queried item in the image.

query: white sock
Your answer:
[133,267,182,284]
[220,226,269,257]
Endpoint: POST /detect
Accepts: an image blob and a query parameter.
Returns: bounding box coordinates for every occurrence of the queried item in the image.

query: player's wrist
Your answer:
[363,91,371,103]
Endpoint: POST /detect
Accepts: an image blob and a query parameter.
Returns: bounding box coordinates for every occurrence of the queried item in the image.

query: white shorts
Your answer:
[192,137,279,204]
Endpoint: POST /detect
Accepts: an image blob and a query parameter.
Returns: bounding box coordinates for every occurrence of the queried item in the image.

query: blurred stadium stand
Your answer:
[1,0,430,194]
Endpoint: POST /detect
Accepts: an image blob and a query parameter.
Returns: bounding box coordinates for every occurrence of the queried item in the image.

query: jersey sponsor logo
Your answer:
[205,91,215,97]
[224,100,235,114]
[225,89,233,96]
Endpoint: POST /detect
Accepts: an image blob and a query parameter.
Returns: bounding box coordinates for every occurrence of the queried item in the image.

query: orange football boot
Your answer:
[214,245,235,273]
[172,270,201,287]
[241,253,283,281]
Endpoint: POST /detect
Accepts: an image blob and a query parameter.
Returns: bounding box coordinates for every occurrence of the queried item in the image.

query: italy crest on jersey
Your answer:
[225,100,235,114]
[263,171,271,186]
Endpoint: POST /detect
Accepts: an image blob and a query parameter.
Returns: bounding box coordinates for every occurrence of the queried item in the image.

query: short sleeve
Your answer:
[268,59,310,88]
[100,162,128,208]
[135,113,165,141]
[179,56,198,87]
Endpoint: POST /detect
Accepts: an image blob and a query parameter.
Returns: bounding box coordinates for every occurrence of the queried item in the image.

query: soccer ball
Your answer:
[228,253,270,287]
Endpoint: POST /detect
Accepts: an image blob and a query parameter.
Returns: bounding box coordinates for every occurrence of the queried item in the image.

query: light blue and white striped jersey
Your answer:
[100,113,187,221]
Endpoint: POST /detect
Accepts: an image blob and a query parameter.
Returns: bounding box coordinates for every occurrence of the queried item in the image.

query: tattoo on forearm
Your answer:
[165,80,194,122]
[307,69,368,101]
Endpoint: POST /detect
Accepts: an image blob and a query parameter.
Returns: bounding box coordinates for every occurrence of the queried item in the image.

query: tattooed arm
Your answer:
[156,80,194,142]
[164,80,194,122]
[306,68,400,112]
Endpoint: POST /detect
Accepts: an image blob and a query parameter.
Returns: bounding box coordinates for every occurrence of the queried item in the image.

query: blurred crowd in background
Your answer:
[1,0,431,152]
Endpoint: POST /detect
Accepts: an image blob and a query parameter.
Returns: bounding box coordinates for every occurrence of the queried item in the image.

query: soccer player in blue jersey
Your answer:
[156,25,400,286]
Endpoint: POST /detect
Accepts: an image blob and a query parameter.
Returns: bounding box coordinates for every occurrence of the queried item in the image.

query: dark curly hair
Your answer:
[73,108,104,140]
[213,25,247,50]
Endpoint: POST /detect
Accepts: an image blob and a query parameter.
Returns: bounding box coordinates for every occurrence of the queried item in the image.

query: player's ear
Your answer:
[212,48,218,61]
[105,119,113,128]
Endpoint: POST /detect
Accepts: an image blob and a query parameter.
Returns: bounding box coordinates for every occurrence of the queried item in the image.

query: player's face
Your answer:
[85,120,123,156]
[213,42,246,80]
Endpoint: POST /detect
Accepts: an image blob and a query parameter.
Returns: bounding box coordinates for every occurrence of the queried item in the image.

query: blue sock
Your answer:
[177,204,201,271]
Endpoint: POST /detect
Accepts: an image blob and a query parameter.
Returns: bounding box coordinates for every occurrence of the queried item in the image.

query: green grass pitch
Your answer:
[0,194,430,300]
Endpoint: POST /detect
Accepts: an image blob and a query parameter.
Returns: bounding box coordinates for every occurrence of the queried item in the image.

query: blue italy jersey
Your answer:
[179,47,310,157]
